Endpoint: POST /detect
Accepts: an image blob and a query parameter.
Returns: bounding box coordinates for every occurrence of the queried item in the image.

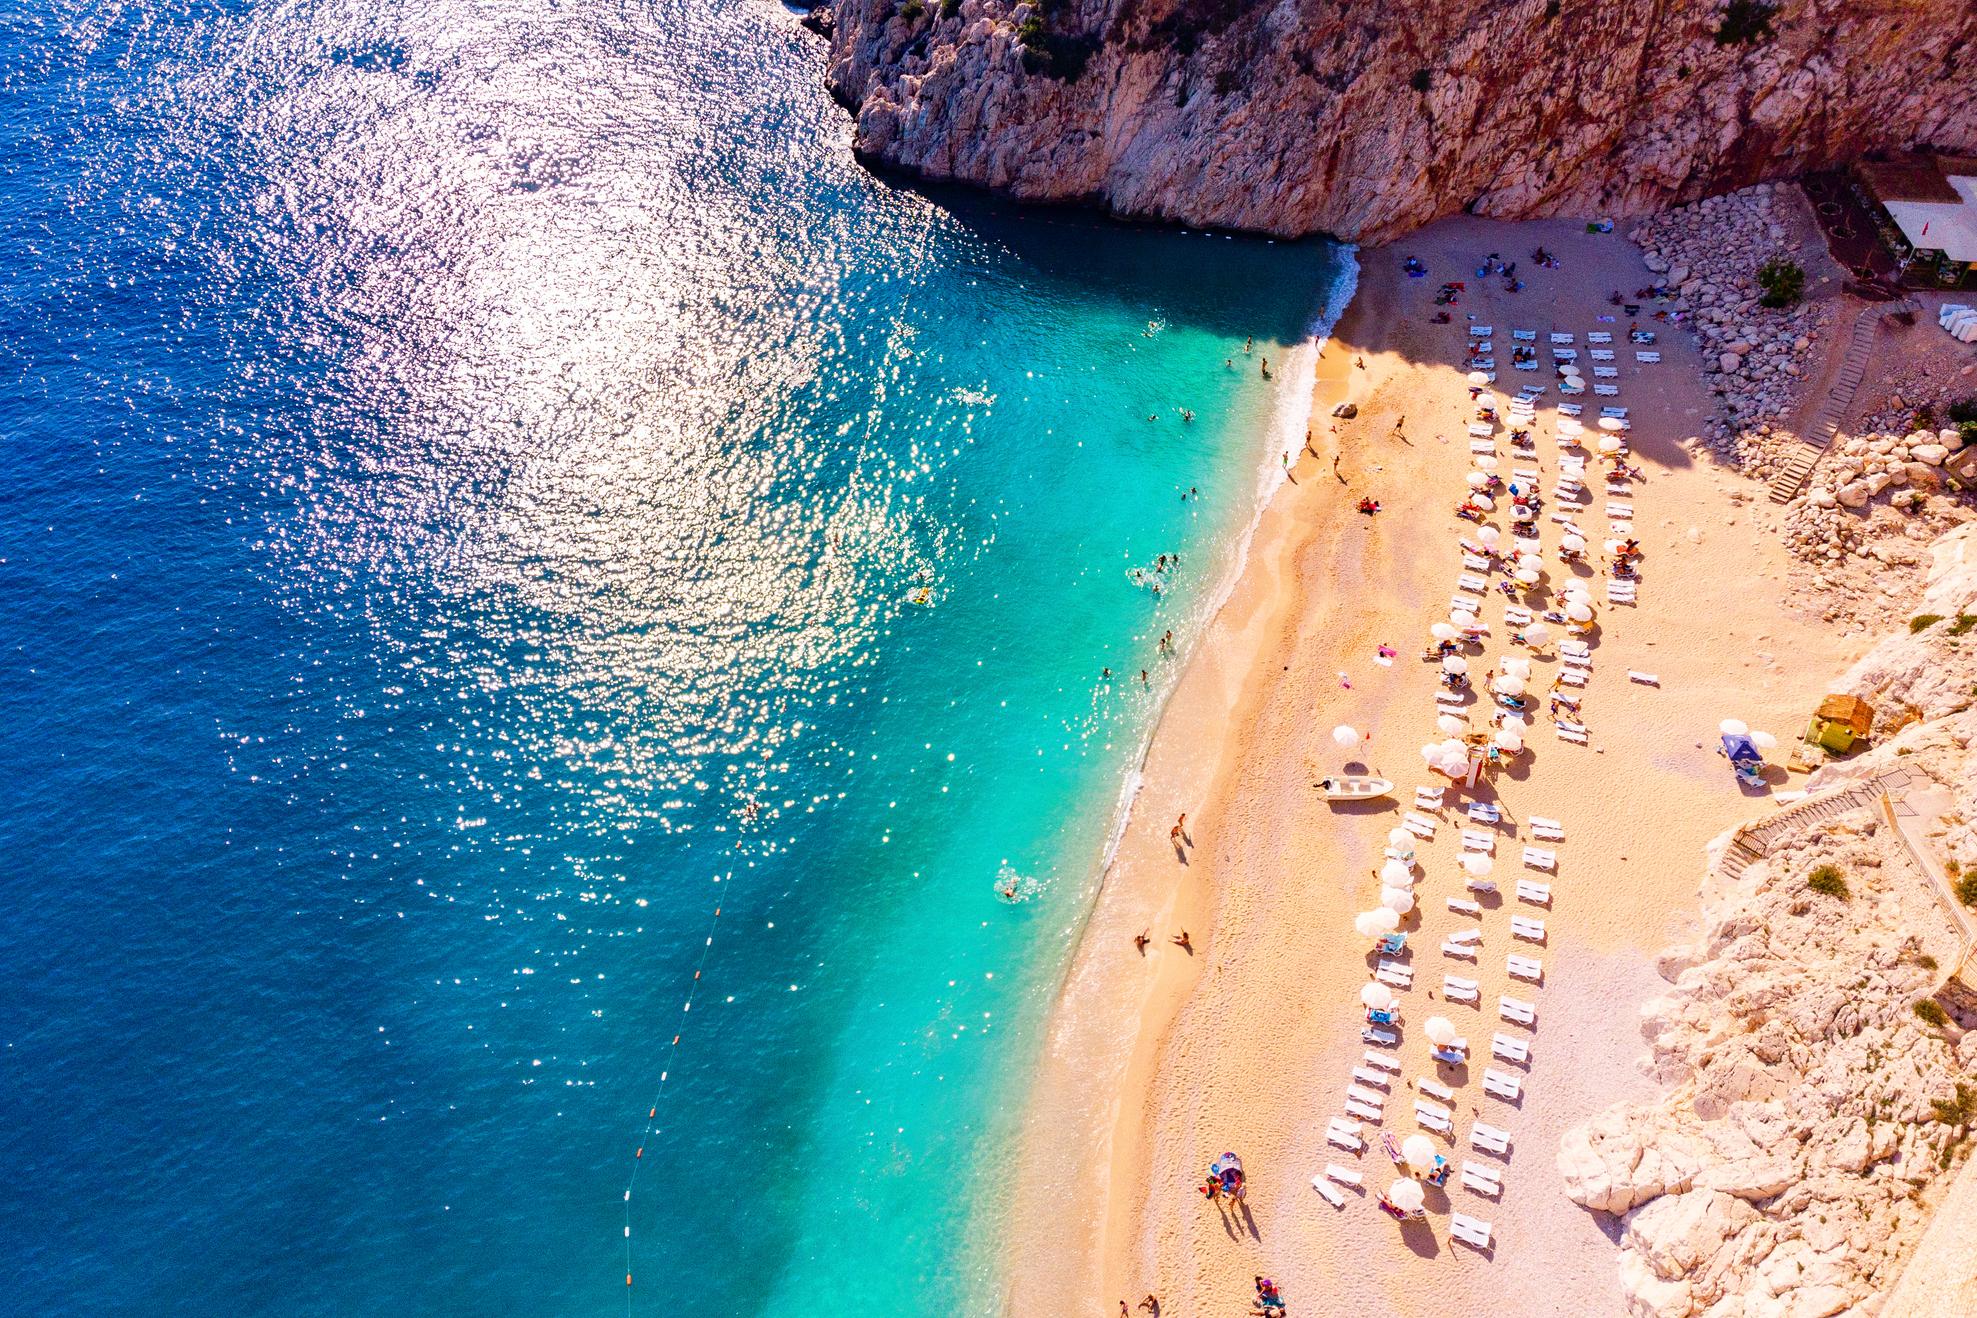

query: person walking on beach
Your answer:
[1159,629,1173,655]
[1140,669,1149,687]
[1134,930,1150,956]
[1171,930,1191,953]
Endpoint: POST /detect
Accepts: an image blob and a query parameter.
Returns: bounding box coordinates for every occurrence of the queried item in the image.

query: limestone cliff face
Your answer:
[823,0,1977,243]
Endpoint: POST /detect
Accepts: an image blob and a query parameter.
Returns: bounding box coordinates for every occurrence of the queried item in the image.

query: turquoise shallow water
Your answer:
[0,1,1348,1312]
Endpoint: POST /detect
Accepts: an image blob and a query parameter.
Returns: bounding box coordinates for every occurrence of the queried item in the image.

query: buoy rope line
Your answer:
[622,870,728,1310]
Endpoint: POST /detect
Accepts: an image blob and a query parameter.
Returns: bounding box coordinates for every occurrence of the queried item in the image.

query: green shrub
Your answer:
[1911,614,1945,634]
[1018,14,1098,81]
[1918,953,1939,971]
[1914,999,1949,1028]
[1949,615,1977,637]
[941,0,960,14]
[1715,0,1777,45]
[1957,874,1977,907]
[1946,396,1977,425]
[899,0,923,19]
[1756,257,1805,308]
[1410,68,1432,93]
[1933,1083,1976,1126]
[1807,864,1849,899]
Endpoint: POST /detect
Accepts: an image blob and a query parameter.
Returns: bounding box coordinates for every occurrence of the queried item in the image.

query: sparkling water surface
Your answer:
[0,1,1347,1312]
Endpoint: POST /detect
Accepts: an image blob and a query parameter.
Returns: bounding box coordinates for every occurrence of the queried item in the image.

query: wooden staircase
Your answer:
[1766,299,1921,503]
[1718,778,1889,879]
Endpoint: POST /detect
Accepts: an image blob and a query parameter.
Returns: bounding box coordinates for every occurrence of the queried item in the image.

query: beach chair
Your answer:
[1446,897,1481,917]
[1415,1102,1455,1135]
[1457,574,1488,594]
[1404,812,1437,838]
[1557,402,1582,416]
[1559,639,1590,657]
[1466,422,1494,438]
[1469,325,1494,337]
[1517,383,1545,398]
[1436,689,1469,709]
[1345,1097,1383,1122]
[1469,357,1496,370]
[1482,1068,1521,1101]
[1607,501,1634,519]
[1587,331,1612,344]
[1506,956,1543,984]
[1352,1065,1390,1089]
[1491,1032,1530,1063]
[1548,332,1574,345]
[1417,1075,1455,1101]
[1593,384,1620,396]
[1449,928,1481,945]
[1556,669,1587,688]
[1363,1026,1398,1046]
[1521,846,1556,871]
[1461,829,1495,854]
[1592,365,1619,378]
[1441,938,1477,961]
[1464,877,1498,895]
[1376,964,1412,990]
[1530,817,1563,843]
[1503,605,1533,626]
[1599,406,1629,417]
[1460,1162,1502,1197]
[1628,670,1658,686]
[1413,786,1445,810]
[1556,723,1589,744]
[1327,1163,1364,1188]
[1461,552,1490,572]
[1443,975,1479,1003]
[1466,801,1500,826]
[1499,995,1536,1026]
[1450,1212,1494,1250]
[1512,358,1539,371]
[1347,1083,1387,1107]
[1511,916,1546,944]
[1362,1052,1400,1076]
[1312,1176,1346,1208]
[1589,349,1615,362]
[1515,880,1551,907]
[1469,1122,1511,1155]
[1327,1118,1365,1152]
[1634,350,1661,363]
[1609,586,1638,606]
[1510,466,1539,483]
[1512,329,1537,341]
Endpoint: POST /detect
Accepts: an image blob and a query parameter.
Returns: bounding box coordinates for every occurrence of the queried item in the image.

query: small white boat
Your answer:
[1318,775,1394,801]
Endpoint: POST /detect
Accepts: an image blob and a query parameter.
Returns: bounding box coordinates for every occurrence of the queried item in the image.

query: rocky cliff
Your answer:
[822,0,1977,243]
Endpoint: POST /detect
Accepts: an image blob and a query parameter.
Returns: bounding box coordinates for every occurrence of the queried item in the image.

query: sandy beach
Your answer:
[1005,215,1874,1315]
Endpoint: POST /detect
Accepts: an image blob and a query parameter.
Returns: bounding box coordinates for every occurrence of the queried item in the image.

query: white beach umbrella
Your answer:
[1420,742,1442,764]
[1561,533,1586,554]
[1424,1016,1458,1046]
[1431,622,1458,641]
[1477,527,1501,548]
[1494,675,1525,696]
[1402,1134,1438,1171]
[1522,623,1551,647]
[1442,655,1469,675]
[1719,718,1749,737]
[1333,725,1362,749]
[1493,729,1524,753]
[1474,455,1499,472]
[1604,539,1623,554]
[1515,566,1540,585]
[1388,1178,1426,1214]
[1466,471,1490,490]
[1472,494,1495,511]
[1450,608,1478,629]
[1751,730,1778,751]
[1461,852,1494,877]
[1370,905,1401,932]
[1566,601,1594,623]
[1439,738,1467,759]
[1437,714,1466,736]
[1381,887,1415,914]
[1361,980,1395,1009]
[1381,859,1414,886]
[1388,826,1412,847]
[1354,910,1387,939]
[1598,417,1624,433]
[1439,755,1469,779]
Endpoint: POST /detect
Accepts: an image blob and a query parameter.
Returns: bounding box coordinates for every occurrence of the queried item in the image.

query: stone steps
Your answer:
[1719,780,1887,878]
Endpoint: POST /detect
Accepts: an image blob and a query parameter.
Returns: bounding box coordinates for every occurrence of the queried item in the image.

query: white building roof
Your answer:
[1883,174,1977,263]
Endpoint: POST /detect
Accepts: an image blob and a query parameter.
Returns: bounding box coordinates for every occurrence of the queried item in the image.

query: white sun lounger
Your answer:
[1345,1097,1383,1122]
[1447,897,1481,917]
[1469,1122,1511,1155]
[1587,331,1612,344]
[1347,1084,1387,1107]
[1515,880,1551,906]
[1417,1075,1455,1101]
[1327,1163,1364,1187]
[1528,816,1564,841]
[1470,325,1494,337]
[1556,723,1589,744]
[1589,349,1615,362]
[1364,1049,1401,1073]
[1503,605,1532,626]
[1364,1026,1398,1046]
[1413,786,1445,810]
[1634,350,1661,363]
[1521,846,1556,871]
[1557,402,1583,416]
[1443,975,1479,1003]
[1449,928,1482,945]
[1610,588,1638,606]
[1352,1066,1389,1088]
[1467,802,1501,827]
[1607,502,1634,518]
[1327,1119,1365,1152]
[1467,422,1494,437]
[1599,406,1628,417]
[1458,574,1488,594]
[1559,639,1589,656]
[1415,1100,1454,1133]
[1499,995,1536,1025]
[1511,915,1547,943]
[1442,938,1478,961]
[1377,961,1413,989]
[1556,669,1587,688]
[1436,687,1469,706]
[1404,812,1438,838]
[1628,671,1660,688]
[1451,1212,1494,1250]
[1462,553,1490,572]
[1512,328,1537,341]
[1491,1032,1530,1064]
[1461,829,1495,853]
[1592,365,1618,378]
[1506,955,1543,984]
[1465,877,1497,895]
[1594,383,1620,397]
[1548,333,1574,345]
[1482,1068,1522,1101]
[1312,1176,1346,1208]
[1461,1162,1502,1196]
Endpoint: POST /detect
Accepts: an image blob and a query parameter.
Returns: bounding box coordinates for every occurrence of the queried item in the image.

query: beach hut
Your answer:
[1808,694,1875,753]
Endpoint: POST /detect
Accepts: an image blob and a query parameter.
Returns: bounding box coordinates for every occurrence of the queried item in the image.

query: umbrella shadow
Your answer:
[1399,1217,1443,1259]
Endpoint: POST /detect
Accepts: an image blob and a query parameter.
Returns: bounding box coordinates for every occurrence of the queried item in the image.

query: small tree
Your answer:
[1715,0,1777,45]
[1756,257,1805,308]
[1806,864,1849,899]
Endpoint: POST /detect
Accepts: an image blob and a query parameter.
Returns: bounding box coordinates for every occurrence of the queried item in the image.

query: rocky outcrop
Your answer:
[1559,528,1977,1317]
[823,0,1977,243]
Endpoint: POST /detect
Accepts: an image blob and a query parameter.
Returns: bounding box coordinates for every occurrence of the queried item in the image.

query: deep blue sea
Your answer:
[0,2,1347,1312]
